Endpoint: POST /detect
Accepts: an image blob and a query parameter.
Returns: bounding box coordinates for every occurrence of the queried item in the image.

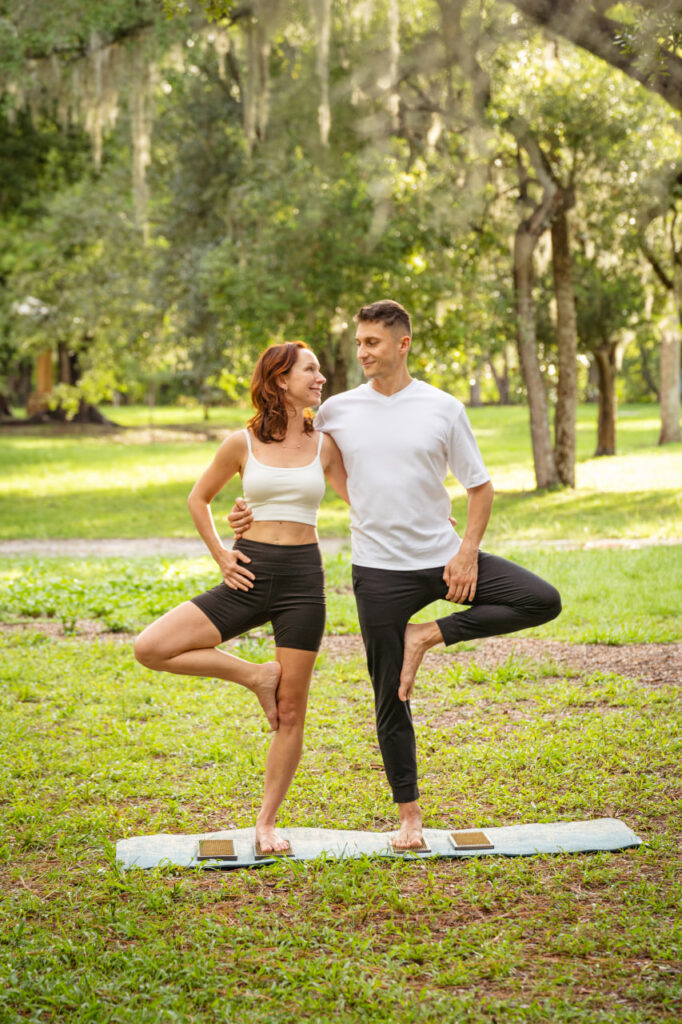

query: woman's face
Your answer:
[281,348,326,407]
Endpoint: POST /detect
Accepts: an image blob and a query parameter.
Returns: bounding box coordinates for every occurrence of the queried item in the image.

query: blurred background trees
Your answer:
[0,0,680,483]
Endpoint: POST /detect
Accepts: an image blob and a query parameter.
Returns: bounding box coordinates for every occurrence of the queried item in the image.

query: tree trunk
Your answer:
[488,349,510,404]
[0,393,13,419]
[26,348,54,416]
[593,344,617,456]
[639,341,660,401]
[551,207,578,487]
[24,342,116,425]
[58,341,80,385]
[318,330,352,397]
[469,362,482,407]
[659,279,681,444]
[8,360,33,407]
[514,227,559,487]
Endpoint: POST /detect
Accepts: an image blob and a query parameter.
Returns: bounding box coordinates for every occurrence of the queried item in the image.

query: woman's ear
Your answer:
[277,375,288,392]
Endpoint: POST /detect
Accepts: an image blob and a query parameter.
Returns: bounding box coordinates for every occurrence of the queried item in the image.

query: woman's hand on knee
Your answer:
[218,548,255,590]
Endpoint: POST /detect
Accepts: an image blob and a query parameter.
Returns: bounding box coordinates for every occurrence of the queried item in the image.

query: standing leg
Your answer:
[134,602,281,730]
[353,565,446,848]
[400,552,562,698]
[255,647,318,853]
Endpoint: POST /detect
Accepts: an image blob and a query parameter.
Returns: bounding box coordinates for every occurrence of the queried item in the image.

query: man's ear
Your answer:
[399,334,411,355]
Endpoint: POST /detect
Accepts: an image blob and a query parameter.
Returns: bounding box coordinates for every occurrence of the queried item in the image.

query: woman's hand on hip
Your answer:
[217,548,255,590]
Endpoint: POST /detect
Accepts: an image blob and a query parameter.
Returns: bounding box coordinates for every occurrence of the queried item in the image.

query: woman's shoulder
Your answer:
[216,427,249,461]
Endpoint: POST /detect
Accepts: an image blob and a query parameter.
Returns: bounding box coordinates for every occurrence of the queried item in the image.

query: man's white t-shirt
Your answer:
[315,379,490,570]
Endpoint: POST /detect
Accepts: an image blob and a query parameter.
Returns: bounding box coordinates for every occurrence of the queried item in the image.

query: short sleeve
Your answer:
[447,406,490,489]
[314,396,336,433]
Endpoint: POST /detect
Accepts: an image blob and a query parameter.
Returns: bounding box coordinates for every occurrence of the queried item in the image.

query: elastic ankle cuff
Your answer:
[436,616,459,647]
[392,784,419,804]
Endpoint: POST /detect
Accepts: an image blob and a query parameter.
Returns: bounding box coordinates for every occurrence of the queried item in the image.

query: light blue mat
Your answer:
[116,817,642,870]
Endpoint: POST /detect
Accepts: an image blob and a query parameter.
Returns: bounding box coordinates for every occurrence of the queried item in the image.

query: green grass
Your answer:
[1,631,680,1022]
[1,403,680,540]
[0,547,680,643]
[1,400,680,1021]
[99,403,249,428]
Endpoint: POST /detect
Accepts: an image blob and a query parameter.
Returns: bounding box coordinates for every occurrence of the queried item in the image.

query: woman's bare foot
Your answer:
[255,822,291,854]
[250,661,282,731]
[398,622,443,701]
[392,801,424,850]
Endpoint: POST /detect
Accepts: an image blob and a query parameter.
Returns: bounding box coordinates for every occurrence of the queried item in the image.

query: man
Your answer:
[231,300,561,849]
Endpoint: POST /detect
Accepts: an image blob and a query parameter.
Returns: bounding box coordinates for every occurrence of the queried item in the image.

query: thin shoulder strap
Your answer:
[316,431,324,455]
[243,428,252,452]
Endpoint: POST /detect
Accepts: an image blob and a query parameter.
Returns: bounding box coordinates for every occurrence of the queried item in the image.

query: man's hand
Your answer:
[217,547,255,590]
[443,542,479,604]
[228,497,254,537]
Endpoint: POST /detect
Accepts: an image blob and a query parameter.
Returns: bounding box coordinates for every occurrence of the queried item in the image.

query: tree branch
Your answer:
[510,0,682,113]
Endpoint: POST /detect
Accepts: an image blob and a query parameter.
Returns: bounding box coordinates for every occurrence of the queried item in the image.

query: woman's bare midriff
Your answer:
[242,521,318,545]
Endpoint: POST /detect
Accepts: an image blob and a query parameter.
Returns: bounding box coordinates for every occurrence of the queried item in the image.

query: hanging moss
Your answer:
[309,0,331,144]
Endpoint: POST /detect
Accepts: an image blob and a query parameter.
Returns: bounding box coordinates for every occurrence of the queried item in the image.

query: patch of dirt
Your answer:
[0,618,133,642]
[2,621,679,686]
[321,634,681,687]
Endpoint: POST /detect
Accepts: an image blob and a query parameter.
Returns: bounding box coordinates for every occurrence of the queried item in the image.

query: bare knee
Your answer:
[276,696,306,732]
[134,632,164,670]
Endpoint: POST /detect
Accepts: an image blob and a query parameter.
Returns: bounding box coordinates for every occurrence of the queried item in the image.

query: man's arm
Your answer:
[443,480,494,603]
[228,496,253,537]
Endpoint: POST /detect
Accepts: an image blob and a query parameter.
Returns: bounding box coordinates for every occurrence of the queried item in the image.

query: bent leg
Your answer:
[133,601,281,731]
[400,553,561,698]
[256,647,318,853]
[436,552,562,646]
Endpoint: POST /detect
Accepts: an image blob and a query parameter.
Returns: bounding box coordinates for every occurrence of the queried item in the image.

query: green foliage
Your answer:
[1,542,679,643]
[1,0,679,416]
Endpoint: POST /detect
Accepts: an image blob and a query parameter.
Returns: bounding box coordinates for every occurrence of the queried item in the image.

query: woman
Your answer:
[134,342,348,854]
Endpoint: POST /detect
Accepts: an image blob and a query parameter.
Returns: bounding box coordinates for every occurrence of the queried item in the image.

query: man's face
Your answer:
[355,320,410,381]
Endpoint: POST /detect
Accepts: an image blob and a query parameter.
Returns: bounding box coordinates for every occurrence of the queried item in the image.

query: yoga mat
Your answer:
[116,817,642,870]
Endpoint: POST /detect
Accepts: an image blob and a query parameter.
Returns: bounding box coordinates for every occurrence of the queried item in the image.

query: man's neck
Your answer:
[370,369,413,397]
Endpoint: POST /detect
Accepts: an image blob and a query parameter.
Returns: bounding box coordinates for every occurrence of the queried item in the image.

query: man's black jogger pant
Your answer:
[351,552,562,804]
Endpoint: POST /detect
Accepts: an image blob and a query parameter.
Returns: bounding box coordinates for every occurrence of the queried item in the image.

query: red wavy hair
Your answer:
[247,341,315,443]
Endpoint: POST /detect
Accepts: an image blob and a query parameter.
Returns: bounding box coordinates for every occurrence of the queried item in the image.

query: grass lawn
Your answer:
[1,628,680,1022]
[1,401,680,1022]
[0,547,680,643]
[0,403,680,541]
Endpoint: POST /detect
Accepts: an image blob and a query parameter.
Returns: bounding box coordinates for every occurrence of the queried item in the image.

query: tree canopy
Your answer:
[1,0,680,469]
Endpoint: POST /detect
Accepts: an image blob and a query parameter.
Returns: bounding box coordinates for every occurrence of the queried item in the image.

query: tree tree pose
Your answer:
[230,301,562,850]
[134,342,348,854]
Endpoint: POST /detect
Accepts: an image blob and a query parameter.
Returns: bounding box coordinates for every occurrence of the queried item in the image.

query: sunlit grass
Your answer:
[98,403,247,428]
[1,404,680,541]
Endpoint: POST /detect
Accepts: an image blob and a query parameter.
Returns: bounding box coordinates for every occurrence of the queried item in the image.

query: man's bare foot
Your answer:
[250,661,281,731]
[399,622,443,701]
[392,801,424,850]
[255,822,291,854]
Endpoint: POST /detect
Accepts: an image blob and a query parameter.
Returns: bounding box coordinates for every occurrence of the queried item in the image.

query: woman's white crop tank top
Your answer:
[241,429,326,527]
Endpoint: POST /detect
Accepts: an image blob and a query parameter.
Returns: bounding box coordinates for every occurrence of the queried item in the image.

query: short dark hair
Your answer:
[354,299,412,338]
